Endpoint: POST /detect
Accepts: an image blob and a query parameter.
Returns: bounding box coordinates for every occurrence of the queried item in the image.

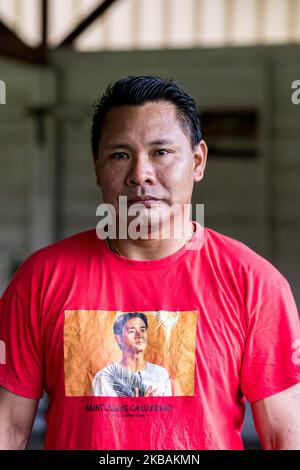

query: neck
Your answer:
[119,353,147,372]
[109,219,195,261]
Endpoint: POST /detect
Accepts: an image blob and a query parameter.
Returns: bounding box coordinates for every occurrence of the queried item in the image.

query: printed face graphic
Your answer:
[117,317,148,354]
[64,309,198,397]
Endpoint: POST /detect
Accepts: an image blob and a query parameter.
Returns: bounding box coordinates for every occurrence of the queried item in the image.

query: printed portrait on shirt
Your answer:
[64,310,198,397]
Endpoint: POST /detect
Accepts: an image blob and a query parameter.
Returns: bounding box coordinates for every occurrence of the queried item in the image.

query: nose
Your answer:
[125,154,156,187]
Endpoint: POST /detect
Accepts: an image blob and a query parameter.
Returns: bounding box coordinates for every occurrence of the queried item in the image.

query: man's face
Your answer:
[117,317,148,354]
[94,101,207,230]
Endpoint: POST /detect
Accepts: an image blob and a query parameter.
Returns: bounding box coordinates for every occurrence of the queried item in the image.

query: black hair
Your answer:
[91,75,202,158]
[113,312,148,336]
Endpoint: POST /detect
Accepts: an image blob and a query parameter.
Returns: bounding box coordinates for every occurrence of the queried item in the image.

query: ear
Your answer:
[193,140,208,182]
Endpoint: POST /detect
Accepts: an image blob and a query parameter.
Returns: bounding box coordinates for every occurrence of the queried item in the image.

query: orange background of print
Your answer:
[64,310,198,396]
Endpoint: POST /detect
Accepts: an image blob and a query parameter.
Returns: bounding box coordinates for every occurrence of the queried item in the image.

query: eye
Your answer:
[154,149,171,157]
[110,152,129,159]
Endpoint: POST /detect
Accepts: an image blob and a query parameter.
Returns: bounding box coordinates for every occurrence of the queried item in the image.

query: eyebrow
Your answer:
[147,139,176,146]
[103,139,176,150]
[126,326,146,331]
[126,325,146,329]
[103,143,132,150]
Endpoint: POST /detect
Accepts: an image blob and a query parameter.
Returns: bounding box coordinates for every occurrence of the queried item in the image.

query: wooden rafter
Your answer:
[0,18,46,64]
[0,0,118,60]
[58,0,119,47]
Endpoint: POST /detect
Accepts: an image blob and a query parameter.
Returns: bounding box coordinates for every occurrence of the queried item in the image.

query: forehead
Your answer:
[123,317,146,329]
[99,101,188,145]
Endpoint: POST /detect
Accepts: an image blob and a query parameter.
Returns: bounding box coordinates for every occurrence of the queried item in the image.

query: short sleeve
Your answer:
[91,372,117,396]
[0,268,44,400]
[240,278,300,403]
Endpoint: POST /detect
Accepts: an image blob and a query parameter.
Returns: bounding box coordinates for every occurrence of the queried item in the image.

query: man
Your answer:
[91,312,172,397]
[0,75,300,450]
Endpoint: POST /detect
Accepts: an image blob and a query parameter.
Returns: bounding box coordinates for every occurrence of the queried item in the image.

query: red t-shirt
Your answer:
[1,222,300,449]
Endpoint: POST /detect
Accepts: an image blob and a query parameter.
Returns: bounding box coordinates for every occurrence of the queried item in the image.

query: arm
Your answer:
[251,382,300,449]
[0,385,39,450]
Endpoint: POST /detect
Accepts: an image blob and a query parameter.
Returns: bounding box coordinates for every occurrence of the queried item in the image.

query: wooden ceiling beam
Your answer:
[58,0,119,47]
[0,19,47,64]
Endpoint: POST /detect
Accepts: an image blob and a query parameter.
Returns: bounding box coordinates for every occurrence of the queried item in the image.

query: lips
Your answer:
[127,196,160,208]
[128,196,159,203]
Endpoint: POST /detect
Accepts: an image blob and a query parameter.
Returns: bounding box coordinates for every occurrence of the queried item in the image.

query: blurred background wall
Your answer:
[0,0,300,450]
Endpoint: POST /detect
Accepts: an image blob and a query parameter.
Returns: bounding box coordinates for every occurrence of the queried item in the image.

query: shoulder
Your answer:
[203,227,295,324]
[10,229,101,279]
[1,229,102,300]
[204,226,289,288]
[25,229,99,266]
[94,362,119,378]
[146,362,169,378]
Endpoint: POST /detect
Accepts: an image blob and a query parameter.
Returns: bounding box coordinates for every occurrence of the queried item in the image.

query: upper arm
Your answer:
[251,382,300,449]
[0,385,39,449]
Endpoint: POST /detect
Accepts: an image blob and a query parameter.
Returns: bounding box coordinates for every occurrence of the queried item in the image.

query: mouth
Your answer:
[127,196,160,208]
